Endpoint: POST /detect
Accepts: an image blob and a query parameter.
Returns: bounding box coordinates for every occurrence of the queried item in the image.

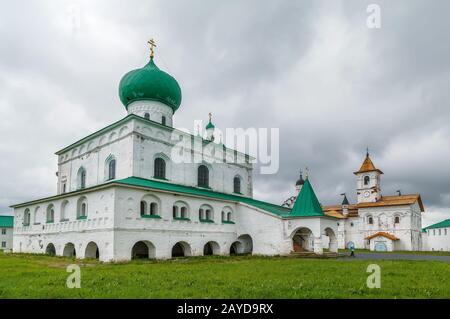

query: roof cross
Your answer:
[147,38,157,59]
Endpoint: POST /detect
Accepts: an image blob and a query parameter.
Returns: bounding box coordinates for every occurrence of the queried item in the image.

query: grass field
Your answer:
[0,251,449,298]
[338,249,450,256]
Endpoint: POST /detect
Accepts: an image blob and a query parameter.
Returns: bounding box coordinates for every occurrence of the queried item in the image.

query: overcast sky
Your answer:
[1,0,449,226]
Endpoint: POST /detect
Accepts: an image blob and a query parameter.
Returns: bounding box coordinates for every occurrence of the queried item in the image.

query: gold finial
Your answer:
[305,167,309,179]
[208,112,212,122]
[147,38,157,59]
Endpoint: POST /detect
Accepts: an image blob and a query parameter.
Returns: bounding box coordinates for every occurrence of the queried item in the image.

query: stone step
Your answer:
[289,251,341,259]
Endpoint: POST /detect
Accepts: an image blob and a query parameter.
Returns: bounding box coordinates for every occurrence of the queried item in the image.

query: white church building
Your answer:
[10,43,436,261]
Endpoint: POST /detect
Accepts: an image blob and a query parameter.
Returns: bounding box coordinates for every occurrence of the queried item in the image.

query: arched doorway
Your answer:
[374,242,387,252]
[131,241,156,259]
[63,243,76,257]
[292,228,313,252]
[203,241,220,256]
[323,228,338,253]
[85,242,100,259]
[236,235,253,255]
[229,241,241,255]
[45,243,56,256]
[171,241,192,258]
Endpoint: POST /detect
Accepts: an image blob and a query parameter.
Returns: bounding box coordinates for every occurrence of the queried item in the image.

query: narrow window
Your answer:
[394,216,400,224]
[221,211,225,222]
[108,159,116,180]
[199,209,204,220]
[173,206,178,219]
[368,217,373,225]
[198,165,209,188]
[81,203,87,217]
[78,168,86,189]
[140,201,147,216]
[364,176,370,186]
[62,183,66,193]
[1,229,6,235]
[181,207,187,218]
[233,176,241,193]
[162,116,166,126]
[150,203,158,215]
[144,113,150,120]
[206,210,211,220]
[227,212,232,222]
[154,158,166,179]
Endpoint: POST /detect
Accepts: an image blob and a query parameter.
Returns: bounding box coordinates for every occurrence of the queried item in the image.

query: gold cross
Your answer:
[147,38,157,59]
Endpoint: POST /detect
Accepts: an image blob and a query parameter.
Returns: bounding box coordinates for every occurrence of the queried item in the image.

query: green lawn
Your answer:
[0,252,449,298]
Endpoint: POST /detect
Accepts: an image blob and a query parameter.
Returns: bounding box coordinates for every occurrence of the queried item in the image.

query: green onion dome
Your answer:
[119,58,182,112]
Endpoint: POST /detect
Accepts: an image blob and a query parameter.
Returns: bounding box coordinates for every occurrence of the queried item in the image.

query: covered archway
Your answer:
[131,241,156,259]
[171,241,192,258]
[203,241,220,256]
[231,234,253,255]
[63,243,76,257]
[292,227,313,252]
[85,242,100,259]
[45,243,56,256]
[323,227,338,253]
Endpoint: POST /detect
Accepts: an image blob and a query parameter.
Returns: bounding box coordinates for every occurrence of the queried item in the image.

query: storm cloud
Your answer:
[0,0,449,226]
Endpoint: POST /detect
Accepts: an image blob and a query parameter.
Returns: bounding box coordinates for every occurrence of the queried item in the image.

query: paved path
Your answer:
[339,252,450,262]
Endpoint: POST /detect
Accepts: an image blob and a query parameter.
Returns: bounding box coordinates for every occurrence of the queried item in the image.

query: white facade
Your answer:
[1,227,13,250]
[422,222,450,252]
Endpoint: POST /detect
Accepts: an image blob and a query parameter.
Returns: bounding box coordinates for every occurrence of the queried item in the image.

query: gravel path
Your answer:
[340,252,450,262]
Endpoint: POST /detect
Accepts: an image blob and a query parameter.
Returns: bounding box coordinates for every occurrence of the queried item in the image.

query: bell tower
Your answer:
[354,149,383,203]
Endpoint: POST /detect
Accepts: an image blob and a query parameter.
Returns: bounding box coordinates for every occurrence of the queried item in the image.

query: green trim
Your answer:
[140,214,162,219]
[173,217,190,221]
[199,219,214,223]
[77,216,87,220]
[222,220,235,224]
[0,216,14,228]
[422,219,450,231]
[46,220,54,224]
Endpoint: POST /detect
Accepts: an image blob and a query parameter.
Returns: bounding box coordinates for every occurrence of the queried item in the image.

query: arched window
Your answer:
[144,113,150,120]
[77,197,88,219]
[150,202,158,215]
[60,201,69,221]
[173,205,178,218]
[78,167,86,189]
[199,205,213,222]
[173,201,189,219]
[154,158,166,179]
[107,159,116,180]
[46,205,55,223]
[368,216,373,225]
[227,212,232,222]
[221,211,225,222]
[198,165,209,188]
[394,216,400,224]
[162,116,166,126]
[140,201,147,216]
[23,209,30,226]
[233,176,241,194]
[364,176,370,186]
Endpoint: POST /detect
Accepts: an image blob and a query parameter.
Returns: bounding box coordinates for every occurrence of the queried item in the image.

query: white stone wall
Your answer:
[343,203,422,251]
[56,115,253,198]
[0,227,13,250]
[423,227,450,251]
[13,187,116,261]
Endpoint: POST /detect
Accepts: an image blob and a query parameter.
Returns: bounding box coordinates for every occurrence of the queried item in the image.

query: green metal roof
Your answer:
[422,219,450,231]
[116,177,291,217]
[0,216,13,228]
[290,178,325,217]
[206,120,215,130]
[11,176,334,220]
